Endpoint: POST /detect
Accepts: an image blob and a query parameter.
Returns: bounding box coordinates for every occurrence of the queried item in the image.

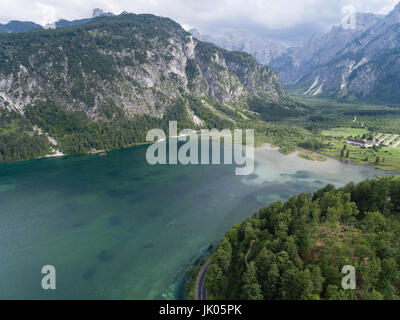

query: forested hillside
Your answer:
[198,176,400,300]
[0,13,296,162]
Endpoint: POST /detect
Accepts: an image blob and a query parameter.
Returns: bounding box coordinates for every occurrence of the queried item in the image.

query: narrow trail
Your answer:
[245,240,255,268]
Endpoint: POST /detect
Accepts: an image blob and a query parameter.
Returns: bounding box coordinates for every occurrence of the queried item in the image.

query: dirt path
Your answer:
[245,240,255,268]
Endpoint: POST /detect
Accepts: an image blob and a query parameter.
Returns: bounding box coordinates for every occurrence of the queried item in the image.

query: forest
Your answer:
[0,109,51,162]
[189,176,400,300]
[0,94,312,162]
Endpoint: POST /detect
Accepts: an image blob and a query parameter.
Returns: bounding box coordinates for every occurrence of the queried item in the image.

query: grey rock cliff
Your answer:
[189,29,287,65]
[0,14,288,120]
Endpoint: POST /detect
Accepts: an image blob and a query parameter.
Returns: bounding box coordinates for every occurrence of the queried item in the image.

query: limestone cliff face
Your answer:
[189,28,287,66]
[271,4,400,102]
[0,13,288,121]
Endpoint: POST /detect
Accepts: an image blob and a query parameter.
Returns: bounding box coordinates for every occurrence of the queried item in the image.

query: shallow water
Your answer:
[0,143,393,299]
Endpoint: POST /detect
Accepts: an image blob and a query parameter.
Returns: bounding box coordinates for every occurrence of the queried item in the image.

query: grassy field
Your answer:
[321,127,370,138]
[289,95,400,134]
[289,95,400,115]
[392,136,400,146]
[320,128,400,172]
[254,124,400,172]
[298,151,327,162]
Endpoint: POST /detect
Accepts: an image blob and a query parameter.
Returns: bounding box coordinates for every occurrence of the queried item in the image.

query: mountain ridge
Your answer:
[0,20,42,33]
[0,13,292,162]
[0,13,287,120]
[271,2,400,102]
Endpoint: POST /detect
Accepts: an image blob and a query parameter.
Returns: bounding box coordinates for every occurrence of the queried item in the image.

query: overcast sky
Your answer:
[0,0,398,45]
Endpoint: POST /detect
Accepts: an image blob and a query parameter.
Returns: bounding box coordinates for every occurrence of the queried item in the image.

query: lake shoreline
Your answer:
[257,143,397,175]
[0,136,396,299]
[1,137,397,176]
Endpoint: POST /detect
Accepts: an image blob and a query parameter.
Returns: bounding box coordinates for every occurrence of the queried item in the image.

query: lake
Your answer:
[0,142,394,299]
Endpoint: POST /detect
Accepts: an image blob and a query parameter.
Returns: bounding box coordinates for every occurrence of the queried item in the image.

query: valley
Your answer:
[1,2,400,302]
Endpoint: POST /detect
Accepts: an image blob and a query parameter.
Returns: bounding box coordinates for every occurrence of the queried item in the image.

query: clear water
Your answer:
[0,143,393,299]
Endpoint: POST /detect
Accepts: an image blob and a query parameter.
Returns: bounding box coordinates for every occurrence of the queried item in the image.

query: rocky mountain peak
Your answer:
[92,8,114,18]
[385,1,400,25]
[188,28,201,39]
[189,29,287,65]
[270,1,400,102]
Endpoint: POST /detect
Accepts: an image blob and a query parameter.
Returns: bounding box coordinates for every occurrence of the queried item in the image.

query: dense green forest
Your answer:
[191,176,400,300]
[3,92,400,163]
[3,93,400,162]
[0,12,295,162]
[0,109,51,162]
[0,102,163,161]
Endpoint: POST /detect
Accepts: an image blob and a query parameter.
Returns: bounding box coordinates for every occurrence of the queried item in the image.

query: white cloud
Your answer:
[35,2,57,26]
[0,0,398,44]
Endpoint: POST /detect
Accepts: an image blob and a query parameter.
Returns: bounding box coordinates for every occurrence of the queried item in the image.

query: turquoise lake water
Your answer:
[0,142,393,299]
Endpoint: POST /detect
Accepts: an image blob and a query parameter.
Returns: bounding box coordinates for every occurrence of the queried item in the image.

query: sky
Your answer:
[0,0,399,45]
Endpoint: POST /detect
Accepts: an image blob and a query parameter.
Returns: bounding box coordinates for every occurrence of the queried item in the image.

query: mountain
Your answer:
[386,2,400,24]
[189,29,287,65]
[0,14,287,118]
[0,13,290,161]
[270,12,385,85]
[0,20,42,33]
[92,8,114,18]
[45,8,114,29]
[272,3,400,102]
